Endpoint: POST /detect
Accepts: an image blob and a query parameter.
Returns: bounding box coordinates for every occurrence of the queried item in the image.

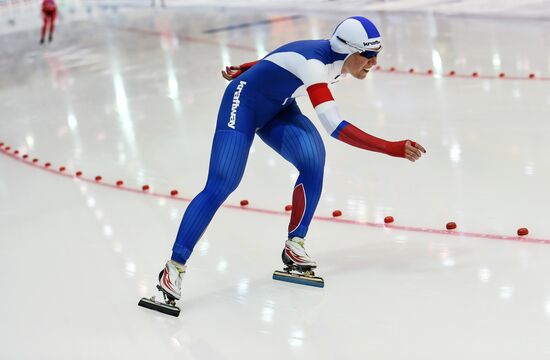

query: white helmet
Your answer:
[330,16,382,56]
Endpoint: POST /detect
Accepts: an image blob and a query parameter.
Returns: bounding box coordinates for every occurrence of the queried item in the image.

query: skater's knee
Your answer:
[203,172,241,201]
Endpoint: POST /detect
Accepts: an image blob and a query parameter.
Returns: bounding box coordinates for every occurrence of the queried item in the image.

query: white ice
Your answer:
[1,1,550,359]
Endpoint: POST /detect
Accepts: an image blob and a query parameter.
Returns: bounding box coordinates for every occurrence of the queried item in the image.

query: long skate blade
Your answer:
[272,270,324,288]
[138,297,180,317]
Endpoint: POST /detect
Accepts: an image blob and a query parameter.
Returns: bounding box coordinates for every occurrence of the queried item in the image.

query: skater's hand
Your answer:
[222,65,243,81]
[404,140,426,162]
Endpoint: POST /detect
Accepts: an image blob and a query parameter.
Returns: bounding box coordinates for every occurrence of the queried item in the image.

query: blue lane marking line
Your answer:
[203,15,303,34]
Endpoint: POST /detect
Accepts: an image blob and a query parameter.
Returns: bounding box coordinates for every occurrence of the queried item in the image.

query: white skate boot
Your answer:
[138,260,186,317]
[282,237,317,269]
[273,237,324,288]
[158,260,187,300]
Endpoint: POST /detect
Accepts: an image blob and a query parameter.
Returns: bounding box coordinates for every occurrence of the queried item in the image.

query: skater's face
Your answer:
[342,53,378,80]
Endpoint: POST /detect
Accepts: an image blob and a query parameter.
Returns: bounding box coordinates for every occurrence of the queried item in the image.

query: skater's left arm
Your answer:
[332,121,426,161]
[306,82,426,161]
[221,60,259,80]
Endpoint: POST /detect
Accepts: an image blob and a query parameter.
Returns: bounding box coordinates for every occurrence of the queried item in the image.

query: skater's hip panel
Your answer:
[216,81,289,134]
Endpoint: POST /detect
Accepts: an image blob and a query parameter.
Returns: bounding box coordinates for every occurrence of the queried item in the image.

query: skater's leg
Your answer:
[257,102,325,239]
[48,11,56,41]
[170,79,260,264]
[40,14,48,42]
[171,130,253,263]
[262,103,325,286]
[158,78,272,301]
[143,73,277,313]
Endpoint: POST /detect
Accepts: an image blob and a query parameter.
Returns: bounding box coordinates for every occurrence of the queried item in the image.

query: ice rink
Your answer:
[1,0,550,359]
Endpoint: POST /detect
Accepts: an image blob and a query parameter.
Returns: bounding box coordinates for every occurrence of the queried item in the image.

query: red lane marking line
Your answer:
[377,68,550,81]
[313,216,550,245]
[109,25,549,82]
[1,147,548,245]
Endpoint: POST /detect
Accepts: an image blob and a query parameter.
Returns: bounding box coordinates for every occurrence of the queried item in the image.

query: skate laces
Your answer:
[170,261,187,275]
[289,237,306,250]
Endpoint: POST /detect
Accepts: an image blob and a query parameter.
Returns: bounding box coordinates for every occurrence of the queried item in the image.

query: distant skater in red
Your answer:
[40,0,57,44]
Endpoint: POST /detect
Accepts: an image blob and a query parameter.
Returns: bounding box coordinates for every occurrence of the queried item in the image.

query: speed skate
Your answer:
[273,266,325,288]
[138,261,186,317]
[138,285,181,317]
[272,238,325,288]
